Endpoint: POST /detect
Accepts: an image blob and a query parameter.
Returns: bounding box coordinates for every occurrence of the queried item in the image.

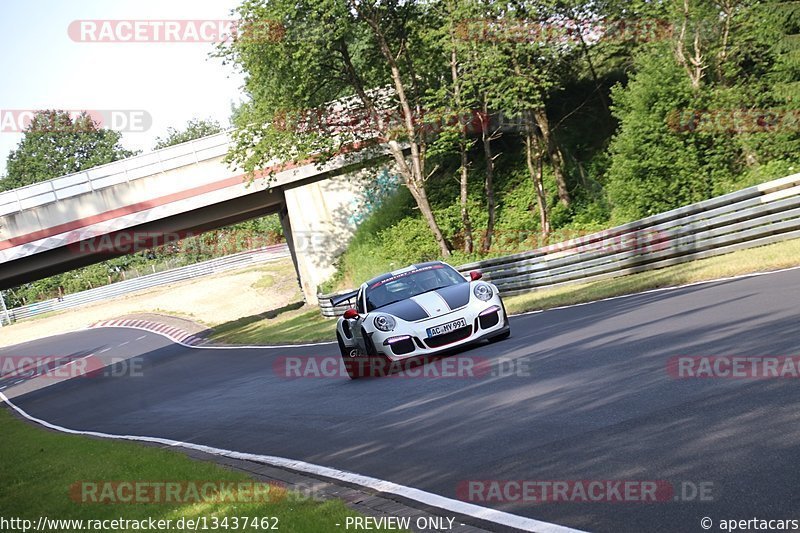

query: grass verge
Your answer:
[504,238,800,314]
[0,408,400,532]
[209,307,337,345]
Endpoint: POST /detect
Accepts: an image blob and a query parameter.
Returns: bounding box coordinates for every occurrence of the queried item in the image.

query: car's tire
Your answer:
[337,332,358,358]
[338,332,363,379]
[340,329,389,379]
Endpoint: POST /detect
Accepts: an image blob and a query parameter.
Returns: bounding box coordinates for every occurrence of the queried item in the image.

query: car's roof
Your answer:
[363,261,448,290]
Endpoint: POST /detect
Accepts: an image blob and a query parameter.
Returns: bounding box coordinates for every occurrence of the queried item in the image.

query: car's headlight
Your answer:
[373,314,396,331]
[473,283,493,301]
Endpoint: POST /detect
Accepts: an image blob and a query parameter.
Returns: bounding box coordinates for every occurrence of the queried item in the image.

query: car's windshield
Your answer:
[365,264,466,311]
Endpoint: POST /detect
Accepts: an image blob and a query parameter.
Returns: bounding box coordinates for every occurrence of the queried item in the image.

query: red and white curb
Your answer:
[89,319,206,346]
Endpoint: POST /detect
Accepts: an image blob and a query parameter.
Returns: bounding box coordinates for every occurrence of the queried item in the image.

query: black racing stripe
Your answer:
[378,299,429,321]
[435,283,470,310]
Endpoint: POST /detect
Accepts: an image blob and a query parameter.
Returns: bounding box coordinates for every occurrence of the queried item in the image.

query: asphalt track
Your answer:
[3,267,800,532]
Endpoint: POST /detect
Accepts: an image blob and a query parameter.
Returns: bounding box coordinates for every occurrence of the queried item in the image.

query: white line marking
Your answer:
[0,392,584,533]
[118,341,129,347]
[136,335,147,341]
[98,348,110,354]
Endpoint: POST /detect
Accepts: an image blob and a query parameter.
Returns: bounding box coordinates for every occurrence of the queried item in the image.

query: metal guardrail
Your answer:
[319,172,800,317]
[4,244,289,322]
[0,132,232,217]
[318,290,359,318]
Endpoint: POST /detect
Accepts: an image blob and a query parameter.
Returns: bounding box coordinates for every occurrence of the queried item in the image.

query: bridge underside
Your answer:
[0,189,285,290]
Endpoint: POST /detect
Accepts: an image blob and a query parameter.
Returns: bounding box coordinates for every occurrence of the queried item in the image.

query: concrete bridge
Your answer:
[0,131,397,304]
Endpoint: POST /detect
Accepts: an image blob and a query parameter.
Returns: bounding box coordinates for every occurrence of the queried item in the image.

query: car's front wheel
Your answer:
[339,329,389,379]
[338,332,362,379]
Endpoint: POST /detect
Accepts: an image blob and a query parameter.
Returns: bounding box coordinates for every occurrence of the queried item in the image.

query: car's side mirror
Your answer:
[343,308,359,320]
[470,271,483,281]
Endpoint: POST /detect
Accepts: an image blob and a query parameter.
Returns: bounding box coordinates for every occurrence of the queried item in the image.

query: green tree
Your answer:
[153,118,224,150]
[606,45,707,220]
[484,0,583,236]
[2,110,136,191]
[768,0,800,103]
[423,0,483,253]
[606,0,800,221]
[455,0,514,252]
[217,0,456,256]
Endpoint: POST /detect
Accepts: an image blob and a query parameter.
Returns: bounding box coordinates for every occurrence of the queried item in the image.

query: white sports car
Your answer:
[332,261,510,379]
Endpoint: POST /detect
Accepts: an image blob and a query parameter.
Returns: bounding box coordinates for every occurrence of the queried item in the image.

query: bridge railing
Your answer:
[0,132,232,217]
[319,172,800,317]
[4,244,289,323]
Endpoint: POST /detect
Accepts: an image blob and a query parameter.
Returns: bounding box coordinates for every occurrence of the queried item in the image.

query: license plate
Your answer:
[426,318,467,338]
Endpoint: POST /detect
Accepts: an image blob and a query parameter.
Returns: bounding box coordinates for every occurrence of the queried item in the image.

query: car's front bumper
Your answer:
[371,297,508,361]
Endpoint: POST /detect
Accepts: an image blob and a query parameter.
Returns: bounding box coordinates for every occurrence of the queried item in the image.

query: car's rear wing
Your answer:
[330,290,358,307]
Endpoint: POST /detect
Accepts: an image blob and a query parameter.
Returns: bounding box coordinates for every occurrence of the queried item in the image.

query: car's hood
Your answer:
[376,283,471,322]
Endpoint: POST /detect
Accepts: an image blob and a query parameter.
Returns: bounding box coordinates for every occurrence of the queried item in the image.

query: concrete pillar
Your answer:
[282,170,379,305]
[278,202,303,297]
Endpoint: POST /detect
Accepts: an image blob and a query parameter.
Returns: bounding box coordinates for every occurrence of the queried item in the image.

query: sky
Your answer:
[0,0,246,176]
